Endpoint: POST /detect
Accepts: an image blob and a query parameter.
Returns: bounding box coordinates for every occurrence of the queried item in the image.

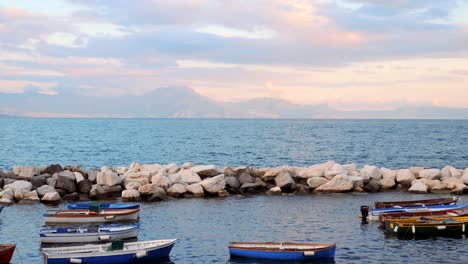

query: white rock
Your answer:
[200,174,226,194]
[0,189,14,199]
[97,170,121,186]
[12,166,42,179]
[41,191,60,202]
[381,168,397,180]
[114,167,129,175]
[167,183,187,197]
[125,182,141,190]
[396,169,416,187]
[342,164,357,173]
[59,170,76,181]
[4,180,32,192]
[0,197,13,204]
[379,178,396,189]
[74,172,85,183]
[324,171,341,180]
[225,177,240,189]
[36,185,56,197]
[418,169,441,180]
[151,171,171,189]
[315,174,354,193]
[409,182,427,193]
[130,162,140,169]
[461,172,468,185]
[140,164,164,175]
[123,172,150,186]
[186,183,204,197]
[165,163,179,174]
[412,179,440,189]
[122,189,140,200]
[360,165,382,181]
[190,165,222,178]
[274,171,295,189]
[178,169,202,184]
[409,166,425,177]
[297,161,334,178]
[181,162,194,170]
[450,168,463,178]
[441,165,454,178]
[307,177,329,189]
[138,184,163,196]
[267,186,282,195]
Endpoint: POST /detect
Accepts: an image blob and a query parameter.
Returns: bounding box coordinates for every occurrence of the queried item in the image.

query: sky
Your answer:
[0,0,468,112]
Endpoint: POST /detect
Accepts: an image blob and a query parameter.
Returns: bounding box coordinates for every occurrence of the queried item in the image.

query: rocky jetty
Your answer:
[0,162,467,205]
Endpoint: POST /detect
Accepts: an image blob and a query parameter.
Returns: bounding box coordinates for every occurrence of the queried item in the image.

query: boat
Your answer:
[40,224,139,244]
[43,239,177,264]
[384,218,468,237]
[366,204,467,221]
[228,242,335,261]
[378,207,468,228]
[374,197,458,209]
[67,202,139,210]
[0,244,15,264]
[44,208,139,223]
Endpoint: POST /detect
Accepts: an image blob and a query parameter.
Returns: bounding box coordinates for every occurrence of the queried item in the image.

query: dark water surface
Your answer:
[1,118,467,170]
[1,193,468,264]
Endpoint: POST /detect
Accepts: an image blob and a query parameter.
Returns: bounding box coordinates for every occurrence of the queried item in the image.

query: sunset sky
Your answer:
[1,0,468,111]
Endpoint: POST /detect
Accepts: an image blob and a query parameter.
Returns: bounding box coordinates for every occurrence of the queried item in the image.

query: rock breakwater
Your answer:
[1,162,468,205]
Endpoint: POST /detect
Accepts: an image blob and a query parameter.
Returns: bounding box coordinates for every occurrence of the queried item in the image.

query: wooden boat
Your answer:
[43,239,177,264]
[40,224,139,244]
[367,204,467,221]
[378,207,468,228]
[67,202,139,210]
[44,208,139,223]
[228,242,335,260]
[374,197,458,209]
[0,244,15,264]
[385,219,468,237]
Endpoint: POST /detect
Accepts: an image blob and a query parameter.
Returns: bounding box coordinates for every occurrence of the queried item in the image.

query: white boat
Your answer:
[44,208,139,223]
[40,224,139,244]
[43,239,177,264]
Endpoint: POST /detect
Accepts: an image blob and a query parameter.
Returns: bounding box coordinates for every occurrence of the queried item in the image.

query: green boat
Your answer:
[385,218,468,238]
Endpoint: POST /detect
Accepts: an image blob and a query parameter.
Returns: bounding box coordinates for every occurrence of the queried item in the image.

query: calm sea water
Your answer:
[1,118,468,263]
[1,118,467,170]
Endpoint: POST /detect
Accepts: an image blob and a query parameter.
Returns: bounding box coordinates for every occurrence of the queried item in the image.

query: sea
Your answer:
[0,117,468,264]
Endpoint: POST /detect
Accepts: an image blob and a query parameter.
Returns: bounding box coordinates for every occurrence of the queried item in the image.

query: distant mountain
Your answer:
[1,87,468,119]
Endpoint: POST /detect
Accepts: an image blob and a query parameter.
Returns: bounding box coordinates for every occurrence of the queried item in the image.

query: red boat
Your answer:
[0,244,15,264]
[378,207,468,228]
[374,197,458,209]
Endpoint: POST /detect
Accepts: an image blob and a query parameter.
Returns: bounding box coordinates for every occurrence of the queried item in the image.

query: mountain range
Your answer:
[1,86,468,119]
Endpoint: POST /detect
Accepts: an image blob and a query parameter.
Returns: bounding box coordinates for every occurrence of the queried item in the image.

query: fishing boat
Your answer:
[0,244,15,264]
[43,239,177,264]
[384,218,468,237]
[40,224,139,244]
[374,197,458,209]
[44,208,139,223]
[366,204,467,221]
[378,207,468,228]
[228,242,335,261]
[67,202,139,210]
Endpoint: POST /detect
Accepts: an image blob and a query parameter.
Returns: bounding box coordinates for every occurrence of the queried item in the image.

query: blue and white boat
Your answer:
[229,242,335,261]
[43,239,177,264]
[40,224,139,244]
[368,204,468,221]
[67,202,140,210]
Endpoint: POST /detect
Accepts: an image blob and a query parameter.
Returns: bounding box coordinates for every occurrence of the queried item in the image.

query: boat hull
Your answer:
[44,209,139,223]
[0,244,15,264]
[40,226,139,244]
[369,204,467,221]
[375,197,459,209]
[385,220,468,238]
[43,239,176,264]
[229,247,335,260]
[68,203,140,210]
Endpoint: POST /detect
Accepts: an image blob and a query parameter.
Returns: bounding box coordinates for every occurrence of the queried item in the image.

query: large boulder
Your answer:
[360,165,382,182]
[4,180,32,192]
[113,166,129,175]
[306,177,329,189]
[167,183,187,198]
[36,185,56,197]
[315,174,354,193]
[78,179,93,193]
[122,190,140,200]
[181,162,194,170]
[190,165,222,178]
[41,191,61,204]
[165,163,179,174]
[200,174,226,195]
[396,169,416,188]
[381,168,397,180]
[419,169,441,180]
[169,169,201,185]
[186,183,204,197]
[296,161,334,179]
[89,184,122,199]
[225,177,240,189]
[409,182,428,193]
[13,166,42,180]
[139,164,164,175]
[74,172,85,183]
[58,170,76,181]
[56,174,76,193]
[409,166,425,177]
[441,165,454,178]
[125,182,141,190]
[274,171,295,190]
[363,179,382,193]
[461,171,468,185]
[46,177,57,188]
[87,169,99,182]
[379,178,396,190]
[123,171,150,186]
[41,164,63,175]
[31,175,49,189]
[138,184,162,196]
[97,168,121,186]
[238,173,254,184]
[266,186,282,195]
[151,171,171,189]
